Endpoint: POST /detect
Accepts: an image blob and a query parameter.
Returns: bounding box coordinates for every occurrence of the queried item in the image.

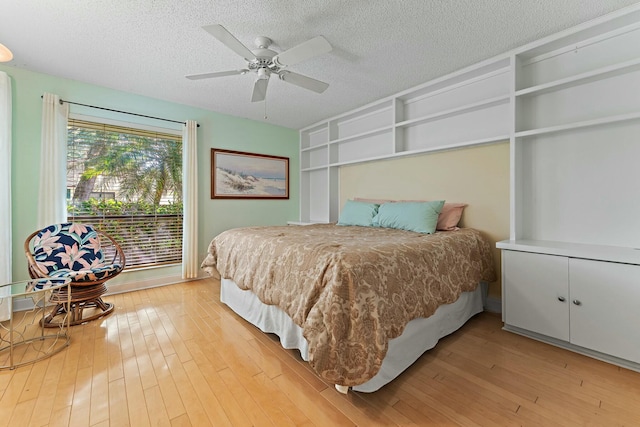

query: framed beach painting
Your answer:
[211,148,289,199]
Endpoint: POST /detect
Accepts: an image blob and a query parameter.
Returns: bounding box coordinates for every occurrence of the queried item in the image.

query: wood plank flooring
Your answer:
[2,277,640,426]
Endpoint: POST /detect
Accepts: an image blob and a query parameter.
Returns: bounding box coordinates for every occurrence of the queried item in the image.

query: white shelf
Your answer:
[497,240,640,266]
[333,105,393,127]
[396,95,509,128]
[515,111,640,138]
[301,143,328,153]
[287,221,329,226]
[395,57,510,102]
[396,135,509,157]
[328,125,394,145]
[330,152,396,168]
[398,66,509,105]
[307,219,332,225]
[330,134,509,167]
[300,165,329,172]
[306,124,328,134]
[516,57,640,97]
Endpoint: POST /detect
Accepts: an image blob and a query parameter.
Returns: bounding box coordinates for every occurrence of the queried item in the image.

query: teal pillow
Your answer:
[372,201,445,234]
[337,200,380,227]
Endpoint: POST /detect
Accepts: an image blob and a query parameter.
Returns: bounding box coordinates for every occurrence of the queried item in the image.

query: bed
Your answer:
[201,222,496,393]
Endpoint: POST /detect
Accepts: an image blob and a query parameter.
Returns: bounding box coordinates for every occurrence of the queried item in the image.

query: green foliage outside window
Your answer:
[67,198,183,216]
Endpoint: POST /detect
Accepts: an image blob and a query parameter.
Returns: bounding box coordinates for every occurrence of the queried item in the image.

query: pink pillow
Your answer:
[437,203,467,231]
[354,198,466,231]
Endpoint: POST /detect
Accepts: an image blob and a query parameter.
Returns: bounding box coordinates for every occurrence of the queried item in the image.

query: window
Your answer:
[67,118,183,269]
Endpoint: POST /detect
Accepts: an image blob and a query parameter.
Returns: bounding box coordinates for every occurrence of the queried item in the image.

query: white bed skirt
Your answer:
[220,278,485,392]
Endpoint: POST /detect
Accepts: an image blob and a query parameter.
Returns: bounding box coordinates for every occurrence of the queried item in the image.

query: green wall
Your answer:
[1,65,299,284]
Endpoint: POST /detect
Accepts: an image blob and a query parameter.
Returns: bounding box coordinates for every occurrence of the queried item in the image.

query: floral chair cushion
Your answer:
[33,222,123,283]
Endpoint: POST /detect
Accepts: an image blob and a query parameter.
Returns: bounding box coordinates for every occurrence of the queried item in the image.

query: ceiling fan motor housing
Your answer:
[249,37,281,79]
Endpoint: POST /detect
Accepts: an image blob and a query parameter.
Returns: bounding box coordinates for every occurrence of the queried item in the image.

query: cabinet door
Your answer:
[569,259,640,364]
[503,251,569,340]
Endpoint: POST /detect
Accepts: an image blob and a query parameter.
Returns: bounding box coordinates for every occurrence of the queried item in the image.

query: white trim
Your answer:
[10,275,201,312]
[503,324,640,374]
[496,239,640,265]
[106,274,196,295]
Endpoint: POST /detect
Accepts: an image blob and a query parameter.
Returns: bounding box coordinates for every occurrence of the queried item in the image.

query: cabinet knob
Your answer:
[557,296,566,302]
[572,299,582,306]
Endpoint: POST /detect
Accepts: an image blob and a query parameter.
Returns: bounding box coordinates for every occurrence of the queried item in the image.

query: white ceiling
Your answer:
[1,0,638,129]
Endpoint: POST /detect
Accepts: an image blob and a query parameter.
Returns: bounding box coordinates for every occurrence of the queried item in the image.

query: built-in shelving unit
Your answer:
[299,55,511,223]
[509,6,640,250]
[496,5,640,372]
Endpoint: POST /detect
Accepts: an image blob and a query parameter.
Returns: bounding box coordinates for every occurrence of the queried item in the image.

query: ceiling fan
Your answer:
[186,24,333,102]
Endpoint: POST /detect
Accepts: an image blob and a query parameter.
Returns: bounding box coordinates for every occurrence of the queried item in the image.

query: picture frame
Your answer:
[211,148,289,199]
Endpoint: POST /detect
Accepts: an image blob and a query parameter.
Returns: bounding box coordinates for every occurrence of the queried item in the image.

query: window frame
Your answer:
[66,113,184,271]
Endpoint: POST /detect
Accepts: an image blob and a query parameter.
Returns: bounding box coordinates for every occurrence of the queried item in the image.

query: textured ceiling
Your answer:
[1,0,638,129]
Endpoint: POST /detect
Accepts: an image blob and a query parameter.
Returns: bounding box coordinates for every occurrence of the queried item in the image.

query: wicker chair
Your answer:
[24,222,125,327]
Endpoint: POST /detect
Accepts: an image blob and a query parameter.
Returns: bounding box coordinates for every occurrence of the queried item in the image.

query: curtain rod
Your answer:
[40,95,200,127]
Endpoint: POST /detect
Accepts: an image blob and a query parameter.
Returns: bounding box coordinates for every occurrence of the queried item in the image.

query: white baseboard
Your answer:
[10,272,208,312]
[504,324,640,374]
[105,274,186,295]
[484,295,502,313]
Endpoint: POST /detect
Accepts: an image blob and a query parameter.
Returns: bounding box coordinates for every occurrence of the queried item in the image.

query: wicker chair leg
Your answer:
[72,303,82,324]
[42,285,115,328]
[74,298,115,325]
[42,303,67,327]
[94,297,112,312]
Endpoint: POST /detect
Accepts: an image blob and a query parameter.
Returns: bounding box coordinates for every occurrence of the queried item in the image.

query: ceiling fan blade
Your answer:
[251,78,269,102]
[279,71,329,94]
[185,69,249,80]
[272,36,332,67]
[203,24,256,61]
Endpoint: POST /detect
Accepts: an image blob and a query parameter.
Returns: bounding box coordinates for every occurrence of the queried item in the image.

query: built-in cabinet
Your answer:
[503,249,640,369]
[502,251,569,341]
[299,4,640,370]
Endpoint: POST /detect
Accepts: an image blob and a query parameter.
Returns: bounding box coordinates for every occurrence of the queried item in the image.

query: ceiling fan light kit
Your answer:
[186,24,332,103]
[0,43,13,62]
[256,67,269,80]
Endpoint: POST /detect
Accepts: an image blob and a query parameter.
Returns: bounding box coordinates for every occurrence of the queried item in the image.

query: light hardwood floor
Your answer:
[2,277,640,426]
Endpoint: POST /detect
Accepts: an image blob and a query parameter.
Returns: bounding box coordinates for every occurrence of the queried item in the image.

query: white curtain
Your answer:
[0,72,12,320]
[182,120,198,279]
[38,93,68,228]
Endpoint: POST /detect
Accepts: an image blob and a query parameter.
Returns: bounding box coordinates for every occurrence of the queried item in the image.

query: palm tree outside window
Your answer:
[66,119,183,269]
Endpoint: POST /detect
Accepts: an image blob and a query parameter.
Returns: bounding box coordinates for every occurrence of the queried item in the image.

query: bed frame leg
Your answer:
[335,384,349,394]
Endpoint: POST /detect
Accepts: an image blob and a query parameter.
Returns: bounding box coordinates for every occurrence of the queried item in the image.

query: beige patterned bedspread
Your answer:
[201,224,495,386]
